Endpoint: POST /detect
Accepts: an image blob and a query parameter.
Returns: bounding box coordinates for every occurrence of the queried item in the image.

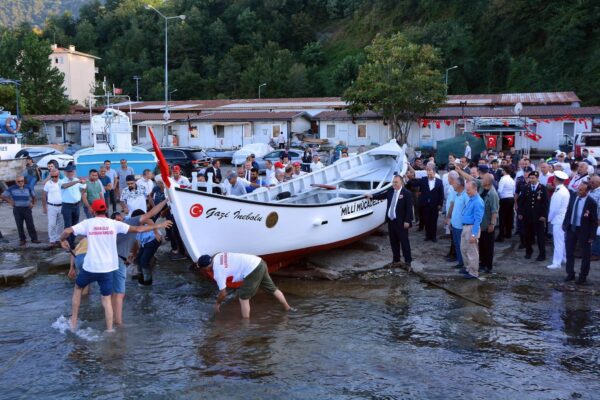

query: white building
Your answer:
[49,44,99,106]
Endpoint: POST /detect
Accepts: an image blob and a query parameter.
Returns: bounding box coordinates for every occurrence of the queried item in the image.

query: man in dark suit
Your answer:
[563,182,597,285]
[367,175,413,267]
[517,171,549,261]
[204,160,223,194]
[418,166,444,242]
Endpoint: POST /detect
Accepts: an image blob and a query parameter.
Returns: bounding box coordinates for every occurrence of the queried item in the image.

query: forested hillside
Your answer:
[1,0,600,106]
[0,0,90,28]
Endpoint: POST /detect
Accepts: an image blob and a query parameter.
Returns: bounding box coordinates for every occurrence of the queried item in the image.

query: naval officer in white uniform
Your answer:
[547,170,571,270]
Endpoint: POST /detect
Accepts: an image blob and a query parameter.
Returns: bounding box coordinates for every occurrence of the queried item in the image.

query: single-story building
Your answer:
[173,111,312,149]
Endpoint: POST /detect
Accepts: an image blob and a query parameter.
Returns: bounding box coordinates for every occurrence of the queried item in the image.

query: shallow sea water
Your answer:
[1,258,599,399]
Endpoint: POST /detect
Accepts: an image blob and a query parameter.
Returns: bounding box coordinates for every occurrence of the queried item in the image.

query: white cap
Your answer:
[554,171,568,180]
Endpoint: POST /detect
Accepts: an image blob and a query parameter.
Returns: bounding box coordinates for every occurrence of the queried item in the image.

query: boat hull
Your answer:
[74,150,157,177]
[168,186,387,271]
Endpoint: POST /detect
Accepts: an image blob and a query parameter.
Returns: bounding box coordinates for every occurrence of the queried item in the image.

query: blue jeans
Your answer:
[452,226,463,265]
[137,239,161,283]
[61,203,80,249]
[26,176,37,193]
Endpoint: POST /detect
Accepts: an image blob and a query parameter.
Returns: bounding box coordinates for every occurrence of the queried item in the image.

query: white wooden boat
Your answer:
[151,126,406,271]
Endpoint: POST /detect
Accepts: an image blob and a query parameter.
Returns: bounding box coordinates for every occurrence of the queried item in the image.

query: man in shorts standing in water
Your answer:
[196,252,293,318]
[60,199,172,331]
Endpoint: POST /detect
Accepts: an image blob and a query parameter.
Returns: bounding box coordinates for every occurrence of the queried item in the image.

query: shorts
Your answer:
[238,260,277,300]
[112,259,127,294]
[74,254,85,273]
[76,269,113,296]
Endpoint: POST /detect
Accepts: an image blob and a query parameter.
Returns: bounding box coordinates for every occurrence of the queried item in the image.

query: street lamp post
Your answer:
[445,65,458,95]
[169,88,178,102]
[258,83,267,99]
[132,75,141,101]
[145,4,185,123]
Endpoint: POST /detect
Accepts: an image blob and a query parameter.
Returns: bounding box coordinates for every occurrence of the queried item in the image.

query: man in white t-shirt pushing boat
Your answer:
[60,198,172,332]
[196,252,294,318]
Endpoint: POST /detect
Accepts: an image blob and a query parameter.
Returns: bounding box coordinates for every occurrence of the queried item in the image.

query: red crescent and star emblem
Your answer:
[190,203,204,218]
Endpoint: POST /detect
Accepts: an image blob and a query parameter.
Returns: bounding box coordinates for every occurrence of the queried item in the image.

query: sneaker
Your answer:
[546,264,560,270]
[463,273,478,279]
[31,239,41,244]
[564,275,576,282]
[535,255,546,262]
[575,278,587,285]
[458,268,468,275]
[525,253,532,259]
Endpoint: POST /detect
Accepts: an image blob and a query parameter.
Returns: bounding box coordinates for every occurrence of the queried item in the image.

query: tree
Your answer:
[17,32,71,114]
[343,33,446,144]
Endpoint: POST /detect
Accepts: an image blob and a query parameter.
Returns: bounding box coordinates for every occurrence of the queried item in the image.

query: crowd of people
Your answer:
[2,141,598,330]
[374,142,600,285]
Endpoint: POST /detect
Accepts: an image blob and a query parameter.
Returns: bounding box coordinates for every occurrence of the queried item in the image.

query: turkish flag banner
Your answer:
[505,135,515,147]
[486,136,497,148]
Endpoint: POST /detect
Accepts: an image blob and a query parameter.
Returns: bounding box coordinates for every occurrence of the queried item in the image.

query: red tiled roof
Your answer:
[315,106,600,121]
[193,111,308,121]
[447,91,580,105]
[313,110,381,120]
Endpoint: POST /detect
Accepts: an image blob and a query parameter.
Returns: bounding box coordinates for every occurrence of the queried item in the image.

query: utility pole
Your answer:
[133,75,141,101]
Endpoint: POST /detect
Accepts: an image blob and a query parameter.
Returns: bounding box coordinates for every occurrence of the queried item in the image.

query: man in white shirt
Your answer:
[60,198,172,331]
[265,160,276,182]
[120,175,147,216]
[277,132,286,149]
[196,252,293,318]
[582,148,597,167]
[464,141,472,160]
[310,155,324,171]
[60,165,86,249]
[538,162,553,186]
[42,169,64,248]
[136,169,154,196]
[568,162,590,193]
[547,171,570,269]
[172,165,191,188]
[497,166,516,241]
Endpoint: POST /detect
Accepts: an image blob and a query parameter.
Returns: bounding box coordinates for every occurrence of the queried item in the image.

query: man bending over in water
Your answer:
[196,252,293,318]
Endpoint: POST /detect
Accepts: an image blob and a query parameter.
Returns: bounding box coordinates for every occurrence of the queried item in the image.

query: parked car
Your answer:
[156,147,212,176]
[20,147,74,170]
[255,149,304,173]
[231,143,273,165]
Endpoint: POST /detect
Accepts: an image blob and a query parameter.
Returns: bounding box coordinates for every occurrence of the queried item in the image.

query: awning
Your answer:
[136,120,174,126]
[211,122,251,127]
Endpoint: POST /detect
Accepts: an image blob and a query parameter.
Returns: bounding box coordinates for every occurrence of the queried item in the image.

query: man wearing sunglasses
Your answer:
[42,170,64,248]
[1,176,40,246]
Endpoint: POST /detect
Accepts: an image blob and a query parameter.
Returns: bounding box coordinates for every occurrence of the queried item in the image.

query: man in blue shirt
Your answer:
[446,176,468,269]
[1,176,40,246]
[460,181,485,279]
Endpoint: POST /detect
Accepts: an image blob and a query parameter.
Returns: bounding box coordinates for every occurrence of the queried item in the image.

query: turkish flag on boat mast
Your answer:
[148,127,171,188]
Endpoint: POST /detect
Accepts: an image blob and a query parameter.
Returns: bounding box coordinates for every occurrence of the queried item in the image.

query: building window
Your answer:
[189,126,198,138]
[563,122,575,136]
[357,124,367,138]
[243,124,252,138]
[214,125,225,138]
[326,124,335,138]
[55,125,63,138]
[272,125,281,138]
[138,126,147,139]
[66,121,80,136]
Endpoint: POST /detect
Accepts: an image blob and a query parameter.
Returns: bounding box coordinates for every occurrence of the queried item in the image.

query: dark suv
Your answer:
[156,147,212,176]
